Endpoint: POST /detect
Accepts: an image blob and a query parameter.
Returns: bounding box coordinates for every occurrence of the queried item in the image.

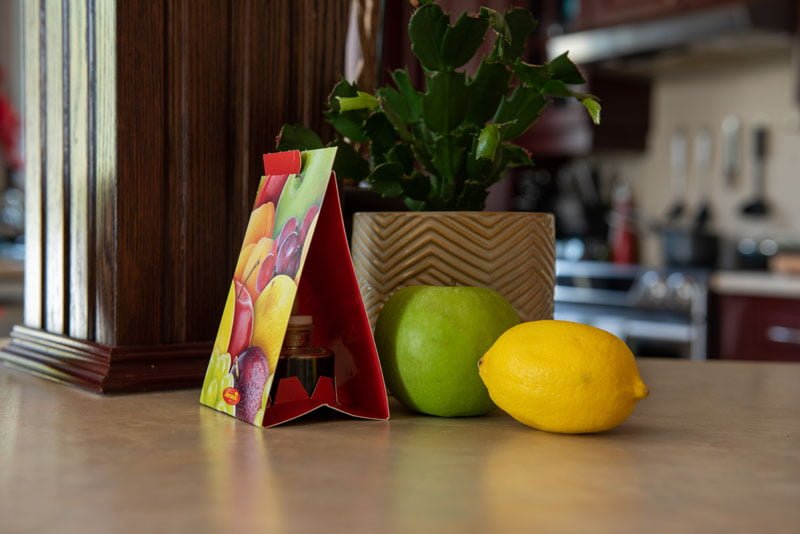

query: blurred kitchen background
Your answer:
[1,0,799,361]
[0,0,25,338]
[350,0,800,363]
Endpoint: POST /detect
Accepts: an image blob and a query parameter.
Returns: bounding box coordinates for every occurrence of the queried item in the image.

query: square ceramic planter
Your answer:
[351,211,555,329]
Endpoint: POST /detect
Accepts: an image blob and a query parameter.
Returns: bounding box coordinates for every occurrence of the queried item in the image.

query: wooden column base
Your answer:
[0,326,211,393]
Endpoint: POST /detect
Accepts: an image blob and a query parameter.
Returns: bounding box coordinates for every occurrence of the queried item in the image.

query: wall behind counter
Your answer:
[0,0,23,115]
[591,50,800,267]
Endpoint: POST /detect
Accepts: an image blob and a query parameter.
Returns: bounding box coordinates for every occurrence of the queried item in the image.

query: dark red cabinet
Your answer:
[712,294,800,362]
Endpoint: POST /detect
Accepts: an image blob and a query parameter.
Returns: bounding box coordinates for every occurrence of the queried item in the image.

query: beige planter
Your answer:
[351,211,555,329]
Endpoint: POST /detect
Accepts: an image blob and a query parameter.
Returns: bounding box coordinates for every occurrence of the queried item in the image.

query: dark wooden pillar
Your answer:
[1,0,349,392]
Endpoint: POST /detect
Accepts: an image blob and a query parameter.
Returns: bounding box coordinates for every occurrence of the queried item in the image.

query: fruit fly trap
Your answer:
[199,148,389,427]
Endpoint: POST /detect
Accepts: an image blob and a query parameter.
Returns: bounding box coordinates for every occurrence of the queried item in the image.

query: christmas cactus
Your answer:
[278,1,600,211]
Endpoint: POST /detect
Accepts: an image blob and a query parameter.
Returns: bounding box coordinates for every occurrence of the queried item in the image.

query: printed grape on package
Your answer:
[199,148,389,427]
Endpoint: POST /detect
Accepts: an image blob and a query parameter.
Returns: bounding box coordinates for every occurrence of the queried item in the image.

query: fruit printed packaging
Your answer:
[200,148,389,427]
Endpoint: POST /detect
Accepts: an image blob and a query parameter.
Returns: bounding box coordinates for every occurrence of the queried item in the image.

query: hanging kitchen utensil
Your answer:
[721,115,741,188]
[740,125,770,217]
[666,128,689,222]
[693,126,713,231]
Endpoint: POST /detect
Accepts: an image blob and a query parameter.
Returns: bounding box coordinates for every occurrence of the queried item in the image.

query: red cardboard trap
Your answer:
[199,148,389,427]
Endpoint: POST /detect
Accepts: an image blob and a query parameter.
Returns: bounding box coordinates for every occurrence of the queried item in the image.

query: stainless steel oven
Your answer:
[554,261,710,359]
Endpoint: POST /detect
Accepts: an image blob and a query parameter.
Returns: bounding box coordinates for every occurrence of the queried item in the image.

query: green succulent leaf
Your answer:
[328,79,360,111]
[387,143,415,174]
[499,8,537,62]
[479,7,512,42]
[310,5,587,211]
[328,113,368,142]
[364,113,398,163]
[326,80,368,141]
[431,134,466,200]
[513,60,551,88]
[367,162,405,197]
[336,91,379,112]
[404,198,426,211]
[476,124,501,161]
[502,142,533,167]
[333,141,370,182]
[547,52,585,85]
[582,97,602,125]
[441,12,489,70]
[423,71,468,134]
[542,79,573,98]
[456,180,489,210]
[390,69,423,121]
[409,3,449,71]
[377,87,413,142]
[464,61,511,125]
[276,124,324,151]
[494,86,546,140]
[401,171,431,201]
[377,86,415,127]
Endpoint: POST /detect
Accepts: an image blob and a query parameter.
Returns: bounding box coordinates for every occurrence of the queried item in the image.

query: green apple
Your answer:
[375,285,520,417]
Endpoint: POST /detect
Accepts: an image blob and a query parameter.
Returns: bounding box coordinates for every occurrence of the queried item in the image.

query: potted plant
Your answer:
[278,1,599,327]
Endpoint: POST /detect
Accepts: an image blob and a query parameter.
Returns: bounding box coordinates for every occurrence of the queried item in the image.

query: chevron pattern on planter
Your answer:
[351,211,555,329]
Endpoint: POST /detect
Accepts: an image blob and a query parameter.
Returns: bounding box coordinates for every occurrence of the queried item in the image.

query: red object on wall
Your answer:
[0,74,22,170]
[610,184,638,265]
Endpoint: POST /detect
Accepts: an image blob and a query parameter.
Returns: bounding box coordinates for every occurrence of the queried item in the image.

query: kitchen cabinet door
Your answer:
[713,294,800,362]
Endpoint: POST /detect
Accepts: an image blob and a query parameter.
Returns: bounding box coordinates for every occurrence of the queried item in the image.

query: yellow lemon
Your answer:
[251,275,297,368]
[479,320,649,434]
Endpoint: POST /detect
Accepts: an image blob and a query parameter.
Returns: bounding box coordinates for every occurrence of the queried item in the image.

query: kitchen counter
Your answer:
[711,270,800,298]
[0,359,798,533]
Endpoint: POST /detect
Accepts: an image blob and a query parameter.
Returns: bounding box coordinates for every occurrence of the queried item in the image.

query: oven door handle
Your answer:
[766,326,800,346]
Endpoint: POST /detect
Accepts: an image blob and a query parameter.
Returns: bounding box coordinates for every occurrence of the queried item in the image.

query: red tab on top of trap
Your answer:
[263,149,301,176]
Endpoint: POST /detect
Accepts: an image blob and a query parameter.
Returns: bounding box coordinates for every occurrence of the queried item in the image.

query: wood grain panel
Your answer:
[164,0,189,344]
[114,0,166,345]
[3,325,211,392]
[11,0,355,391]
[182,1,233,342]
[68,0,92,340]
[22,0,44,328]
[291,0,350,139]
[229,0,276,265]
[165,0,233,343]
[94,0,117,346]
[44,0,67,334]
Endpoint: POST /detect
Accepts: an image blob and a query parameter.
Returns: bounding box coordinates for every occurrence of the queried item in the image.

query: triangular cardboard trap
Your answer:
[199,148,389,427]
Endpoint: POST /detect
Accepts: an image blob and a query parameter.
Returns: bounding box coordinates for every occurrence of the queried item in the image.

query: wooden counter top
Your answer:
[0,358,798,533]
